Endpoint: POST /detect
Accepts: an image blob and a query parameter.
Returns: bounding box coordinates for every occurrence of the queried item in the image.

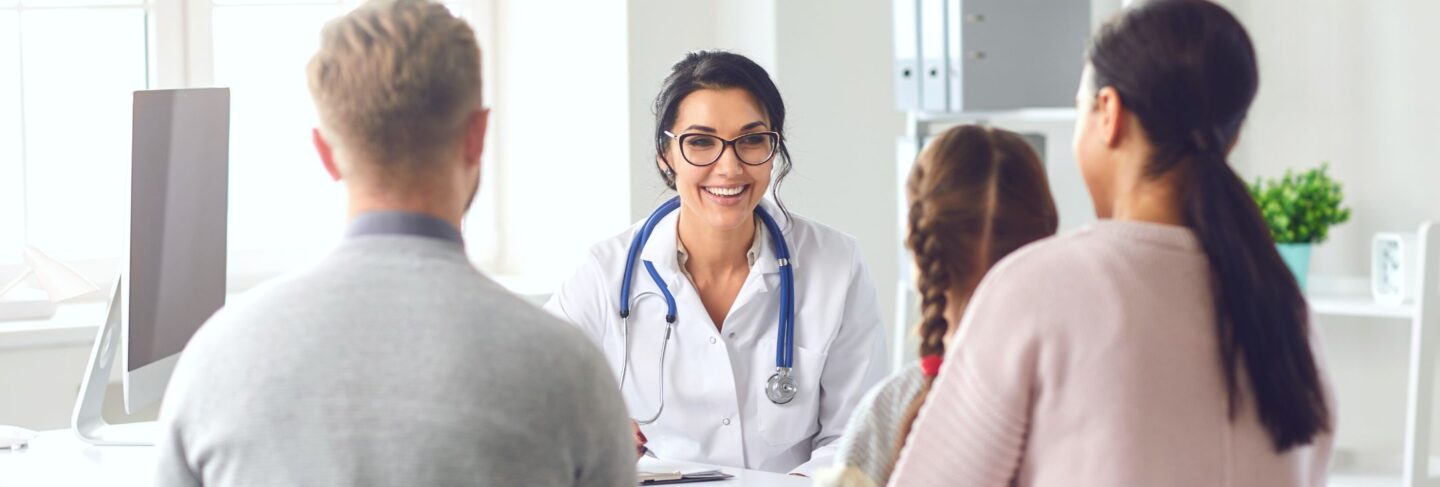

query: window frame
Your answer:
[0,0,501,300]
[1,0,155,292]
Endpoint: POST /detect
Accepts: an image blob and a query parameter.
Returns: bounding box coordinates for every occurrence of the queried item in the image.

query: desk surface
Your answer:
[0,429,810,486]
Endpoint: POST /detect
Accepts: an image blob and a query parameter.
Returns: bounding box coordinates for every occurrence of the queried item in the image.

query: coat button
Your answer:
[722,418,731,426]
[709,337,717,344]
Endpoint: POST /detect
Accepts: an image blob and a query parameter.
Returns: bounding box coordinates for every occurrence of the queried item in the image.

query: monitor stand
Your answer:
[72,275,156,446]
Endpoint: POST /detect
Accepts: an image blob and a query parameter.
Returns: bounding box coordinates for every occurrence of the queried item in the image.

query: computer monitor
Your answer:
[73,88,229,445]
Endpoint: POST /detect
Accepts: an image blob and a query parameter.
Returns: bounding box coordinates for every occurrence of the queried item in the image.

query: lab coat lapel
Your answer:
[640,199,800,328]
[735,199,798,311]
[637,209,684,291]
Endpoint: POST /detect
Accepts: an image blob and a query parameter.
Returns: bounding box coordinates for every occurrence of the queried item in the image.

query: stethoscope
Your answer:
[618,196,798,425]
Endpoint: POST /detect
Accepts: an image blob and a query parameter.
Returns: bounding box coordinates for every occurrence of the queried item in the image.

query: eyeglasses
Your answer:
[664,131,780,167]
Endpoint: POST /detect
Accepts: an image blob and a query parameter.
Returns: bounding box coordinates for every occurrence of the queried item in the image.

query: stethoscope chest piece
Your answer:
[765,367,798,405]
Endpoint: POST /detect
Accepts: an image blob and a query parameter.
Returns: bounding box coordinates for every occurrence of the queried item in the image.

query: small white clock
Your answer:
[1373,232,1419,305]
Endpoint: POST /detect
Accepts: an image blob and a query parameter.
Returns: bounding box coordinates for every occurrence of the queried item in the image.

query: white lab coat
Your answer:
[544,199,888,476]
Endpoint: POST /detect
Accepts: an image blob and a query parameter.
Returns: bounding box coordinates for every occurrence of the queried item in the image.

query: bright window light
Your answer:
[18,0,138,6]
[213,4,347,263]
[0,11,21,265]
[1,0,501,289]
[18,8,147,262]
[212,0,483,277]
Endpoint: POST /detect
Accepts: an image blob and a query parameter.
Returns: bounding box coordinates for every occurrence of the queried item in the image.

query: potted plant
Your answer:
[1247,163,1351,291]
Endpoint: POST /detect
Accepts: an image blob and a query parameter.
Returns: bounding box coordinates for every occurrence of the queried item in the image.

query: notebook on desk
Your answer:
[638,469,733,484]
[637,458,734,485]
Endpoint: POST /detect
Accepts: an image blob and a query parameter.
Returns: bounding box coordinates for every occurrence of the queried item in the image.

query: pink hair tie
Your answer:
[920,354,944,377]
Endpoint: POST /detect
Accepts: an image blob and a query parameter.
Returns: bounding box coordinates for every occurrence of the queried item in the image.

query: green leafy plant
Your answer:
[1247,164,1351,244]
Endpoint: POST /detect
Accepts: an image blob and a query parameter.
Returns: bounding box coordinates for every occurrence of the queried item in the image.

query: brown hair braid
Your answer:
[894,124,1059,458]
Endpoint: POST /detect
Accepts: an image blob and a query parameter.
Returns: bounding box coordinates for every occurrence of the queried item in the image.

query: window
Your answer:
[1,1,148,270]
[0,10,23,265]
[1,0,497,292]
[207,0,486,283]
[212,2,351,275]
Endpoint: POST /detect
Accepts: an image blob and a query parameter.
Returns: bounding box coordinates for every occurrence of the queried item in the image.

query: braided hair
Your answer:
[894,124,1058,458]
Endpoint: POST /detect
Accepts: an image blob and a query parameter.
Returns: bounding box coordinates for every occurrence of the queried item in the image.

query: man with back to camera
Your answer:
[153,1,633,485]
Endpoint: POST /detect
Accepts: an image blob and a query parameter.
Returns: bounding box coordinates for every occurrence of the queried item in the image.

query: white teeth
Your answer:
[705,186,745,197]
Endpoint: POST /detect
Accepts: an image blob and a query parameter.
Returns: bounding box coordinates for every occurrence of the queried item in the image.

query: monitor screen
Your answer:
[126,88,229,373]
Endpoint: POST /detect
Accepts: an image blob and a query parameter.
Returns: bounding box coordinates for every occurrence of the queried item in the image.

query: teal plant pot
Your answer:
[1276,243,1313,291]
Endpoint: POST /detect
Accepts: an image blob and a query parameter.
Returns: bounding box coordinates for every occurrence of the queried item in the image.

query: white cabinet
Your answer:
[893,0,1091,112]
[1320,222,1440,487]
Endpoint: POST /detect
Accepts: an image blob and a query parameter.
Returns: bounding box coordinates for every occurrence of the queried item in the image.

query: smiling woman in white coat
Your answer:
[544,50,887,476]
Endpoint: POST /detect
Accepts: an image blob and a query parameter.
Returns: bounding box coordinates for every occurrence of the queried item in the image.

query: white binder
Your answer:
[918,0,948,112]
[945,0,965,112]
[893,0,921,111]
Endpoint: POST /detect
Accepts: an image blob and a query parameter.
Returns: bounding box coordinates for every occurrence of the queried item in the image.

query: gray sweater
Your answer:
[814,364,925,487]
[154,233,634,486]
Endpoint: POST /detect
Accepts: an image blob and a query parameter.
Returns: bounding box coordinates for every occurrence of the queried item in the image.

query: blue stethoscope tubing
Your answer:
[618,196,798,424]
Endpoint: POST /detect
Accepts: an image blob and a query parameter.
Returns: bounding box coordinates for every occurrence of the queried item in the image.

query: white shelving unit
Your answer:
[891,109,1087,371]
[1314,222,1440,487]
[1312,295,1417,321]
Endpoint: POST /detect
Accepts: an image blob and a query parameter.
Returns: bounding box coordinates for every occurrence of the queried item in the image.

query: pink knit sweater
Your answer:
[888,221,1333,487]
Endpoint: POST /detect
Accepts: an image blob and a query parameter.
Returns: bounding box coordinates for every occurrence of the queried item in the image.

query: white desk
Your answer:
[636,457,809,487]
[0,429,810,486]
[0,430,157,486]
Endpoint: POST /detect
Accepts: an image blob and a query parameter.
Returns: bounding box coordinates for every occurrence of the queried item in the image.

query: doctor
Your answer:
[545,50,887,476]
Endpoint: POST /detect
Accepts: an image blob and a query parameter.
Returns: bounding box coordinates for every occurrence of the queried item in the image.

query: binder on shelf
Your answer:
[893,0,921,111]
[918,0,948,112]
[945,0,965,112]
[949,0,1091,111]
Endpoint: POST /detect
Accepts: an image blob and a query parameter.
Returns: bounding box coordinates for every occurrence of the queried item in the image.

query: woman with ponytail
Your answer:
[888,1,1334,486]
[815,124,1057,487]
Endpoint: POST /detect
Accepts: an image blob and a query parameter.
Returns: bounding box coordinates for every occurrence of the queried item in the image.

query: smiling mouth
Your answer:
[703,184,749,199]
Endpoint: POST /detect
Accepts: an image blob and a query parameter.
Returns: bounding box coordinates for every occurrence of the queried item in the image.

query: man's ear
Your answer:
[462,108,489,171]
[314,128,342,181]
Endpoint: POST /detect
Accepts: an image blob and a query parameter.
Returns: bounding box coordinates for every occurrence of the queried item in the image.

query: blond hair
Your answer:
[307,0,481,182]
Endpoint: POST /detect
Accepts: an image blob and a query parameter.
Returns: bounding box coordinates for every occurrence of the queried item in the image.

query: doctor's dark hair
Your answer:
[652,50,792,219]
[1088,0,1329,451]
[894,125,1058,458]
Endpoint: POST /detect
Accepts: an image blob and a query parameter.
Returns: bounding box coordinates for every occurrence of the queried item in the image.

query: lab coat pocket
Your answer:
[756,345,826,447]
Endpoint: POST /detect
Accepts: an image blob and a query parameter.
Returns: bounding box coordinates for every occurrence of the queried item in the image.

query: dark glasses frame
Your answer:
[663,130,780,167]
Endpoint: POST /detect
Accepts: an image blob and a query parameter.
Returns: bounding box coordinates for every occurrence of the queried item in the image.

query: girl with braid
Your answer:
[815,124,1058,487]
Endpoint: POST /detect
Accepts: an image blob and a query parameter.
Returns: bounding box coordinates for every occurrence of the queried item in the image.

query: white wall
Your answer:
[625,0,780,221]
[625,1,722,221]
[489,0,632,282]
[1221,0,1440,277]
[0,344,92,428]
[769,0,904,364]
[1217,0,1440,472]
[0,343,158,429]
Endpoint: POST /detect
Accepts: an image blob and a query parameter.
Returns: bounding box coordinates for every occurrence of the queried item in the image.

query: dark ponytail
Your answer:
[1089,0,1329,451]
[1187,151,1329,450]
